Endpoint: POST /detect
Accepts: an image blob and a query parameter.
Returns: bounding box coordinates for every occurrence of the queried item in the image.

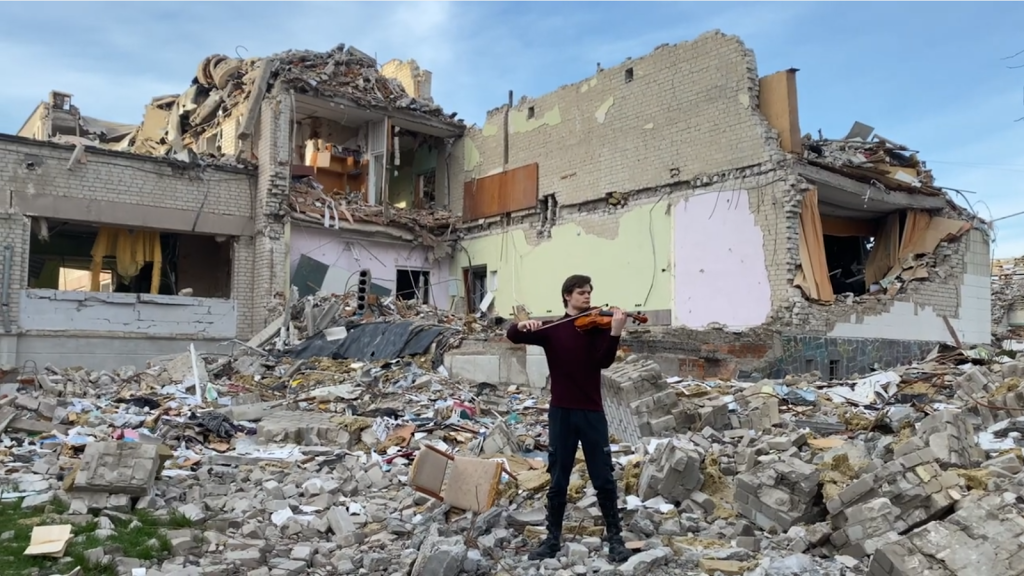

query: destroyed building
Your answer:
[89,47,463,321]
[0,127,255,369]
[1,34,992,379]
[3,46,465,369]
[2,32,1024,576]
[991,256,1024,345]
[443,30,992,382]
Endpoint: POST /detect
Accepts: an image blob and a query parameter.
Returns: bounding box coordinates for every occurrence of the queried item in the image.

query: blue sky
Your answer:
[2,2,1023,257]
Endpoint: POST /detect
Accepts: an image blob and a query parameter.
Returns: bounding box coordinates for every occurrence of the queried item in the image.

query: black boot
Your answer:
[528,499,566,560]
[598,498,632,563]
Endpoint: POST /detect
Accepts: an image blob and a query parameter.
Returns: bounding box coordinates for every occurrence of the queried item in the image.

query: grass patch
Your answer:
[0,498,177,576]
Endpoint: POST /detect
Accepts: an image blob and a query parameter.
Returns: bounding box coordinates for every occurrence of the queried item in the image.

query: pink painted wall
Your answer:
[673,190,771,328]
[289,225,454,309]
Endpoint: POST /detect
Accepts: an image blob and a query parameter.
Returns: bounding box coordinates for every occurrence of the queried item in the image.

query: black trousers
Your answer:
[546,407,618,505]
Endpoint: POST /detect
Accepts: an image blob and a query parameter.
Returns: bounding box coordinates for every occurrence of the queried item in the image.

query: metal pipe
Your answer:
[2,245,12,333]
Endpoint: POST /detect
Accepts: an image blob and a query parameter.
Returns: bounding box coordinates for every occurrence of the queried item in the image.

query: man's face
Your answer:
[566,286,592,310]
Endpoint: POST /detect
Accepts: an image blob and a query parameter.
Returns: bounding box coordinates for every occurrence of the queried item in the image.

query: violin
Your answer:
[573,307,649,331]
[532,306,649,332]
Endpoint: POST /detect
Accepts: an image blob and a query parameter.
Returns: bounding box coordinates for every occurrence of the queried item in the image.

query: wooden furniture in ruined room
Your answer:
[304,139,369,202]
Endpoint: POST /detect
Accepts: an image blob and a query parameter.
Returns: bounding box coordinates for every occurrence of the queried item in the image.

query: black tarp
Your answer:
[288,320,455,363]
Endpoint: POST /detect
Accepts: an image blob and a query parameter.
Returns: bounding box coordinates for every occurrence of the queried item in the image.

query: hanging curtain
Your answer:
[90,227,162,294]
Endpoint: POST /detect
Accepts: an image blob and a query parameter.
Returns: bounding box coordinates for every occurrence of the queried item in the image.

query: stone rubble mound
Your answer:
[3,336,1024,575]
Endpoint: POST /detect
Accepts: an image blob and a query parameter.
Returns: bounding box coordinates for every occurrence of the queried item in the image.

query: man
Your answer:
[506,274,631,563]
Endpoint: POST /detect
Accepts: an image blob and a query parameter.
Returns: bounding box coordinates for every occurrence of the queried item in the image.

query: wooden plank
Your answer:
[758,69,801,154]
[820,215,878,237]
[504,163,539,213]
[462,163,540,220]
[462,172,503,221]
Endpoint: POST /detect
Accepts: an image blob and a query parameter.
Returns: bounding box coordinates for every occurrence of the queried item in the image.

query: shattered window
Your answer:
[396,269,430,304]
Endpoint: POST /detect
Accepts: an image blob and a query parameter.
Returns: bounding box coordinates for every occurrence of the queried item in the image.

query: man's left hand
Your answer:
[610,307,627,336]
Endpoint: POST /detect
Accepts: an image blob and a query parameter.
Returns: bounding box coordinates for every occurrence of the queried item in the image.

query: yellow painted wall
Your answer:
[452,204,673,317]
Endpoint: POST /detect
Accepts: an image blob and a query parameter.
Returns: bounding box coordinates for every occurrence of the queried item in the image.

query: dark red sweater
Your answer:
[506,314,620,411]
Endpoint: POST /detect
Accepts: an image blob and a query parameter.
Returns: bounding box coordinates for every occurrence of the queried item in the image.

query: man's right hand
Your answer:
[517,320,543,332]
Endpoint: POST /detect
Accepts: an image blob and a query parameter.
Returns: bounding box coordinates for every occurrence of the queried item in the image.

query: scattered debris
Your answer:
[5,292,1024,575]
[289,177,459,247]
[802,121,942,194]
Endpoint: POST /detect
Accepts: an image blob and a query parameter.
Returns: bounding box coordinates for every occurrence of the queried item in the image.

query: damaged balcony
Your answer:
[23,221,236,338]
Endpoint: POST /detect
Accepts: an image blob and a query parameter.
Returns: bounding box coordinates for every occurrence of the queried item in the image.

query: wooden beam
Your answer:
[758,69,801,154]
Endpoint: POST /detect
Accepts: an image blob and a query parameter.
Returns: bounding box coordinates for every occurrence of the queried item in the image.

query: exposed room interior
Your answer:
[821,226,877,297]
[387,133,439,210]
[290,95,450,210]
[795,179,970,303]
[28,220,233,298]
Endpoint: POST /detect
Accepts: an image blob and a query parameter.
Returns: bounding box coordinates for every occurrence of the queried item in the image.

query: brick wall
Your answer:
[454,166,801,325]
[251,94,292,332]
[447,30,803,325]
[380,59,432,102]
[0,213,31,326]
[450,30,786,210]
[445,27,980,347]
[0,137,253,216]
[0,135,258,336]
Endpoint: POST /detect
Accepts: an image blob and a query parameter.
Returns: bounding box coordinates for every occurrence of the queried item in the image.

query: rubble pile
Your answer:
[288,177,460,245]
[801,121,942,195]
[9,333,1024,574]
[273,45,457,120]
[118,44,463,163]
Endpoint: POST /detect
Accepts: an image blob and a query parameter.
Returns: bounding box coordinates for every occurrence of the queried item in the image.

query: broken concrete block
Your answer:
[982,453,1023,476]
[256,411,353,448]
[828,497,905,559]
[73,441,159,496]
[915,410,984,470]
[826,446,965,532]
[637,436,704,503]
[600,358,669,444]
[734,457,822,532]
[867,491,1024,576]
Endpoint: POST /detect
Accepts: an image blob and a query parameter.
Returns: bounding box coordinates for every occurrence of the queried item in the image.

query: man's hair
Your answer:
[561,274,592,308]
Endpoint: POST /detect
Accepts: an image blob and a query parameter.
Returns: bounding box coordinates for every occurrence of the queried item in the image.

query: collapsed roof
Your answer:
[801,121,946,198]
[95,44,465,164]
